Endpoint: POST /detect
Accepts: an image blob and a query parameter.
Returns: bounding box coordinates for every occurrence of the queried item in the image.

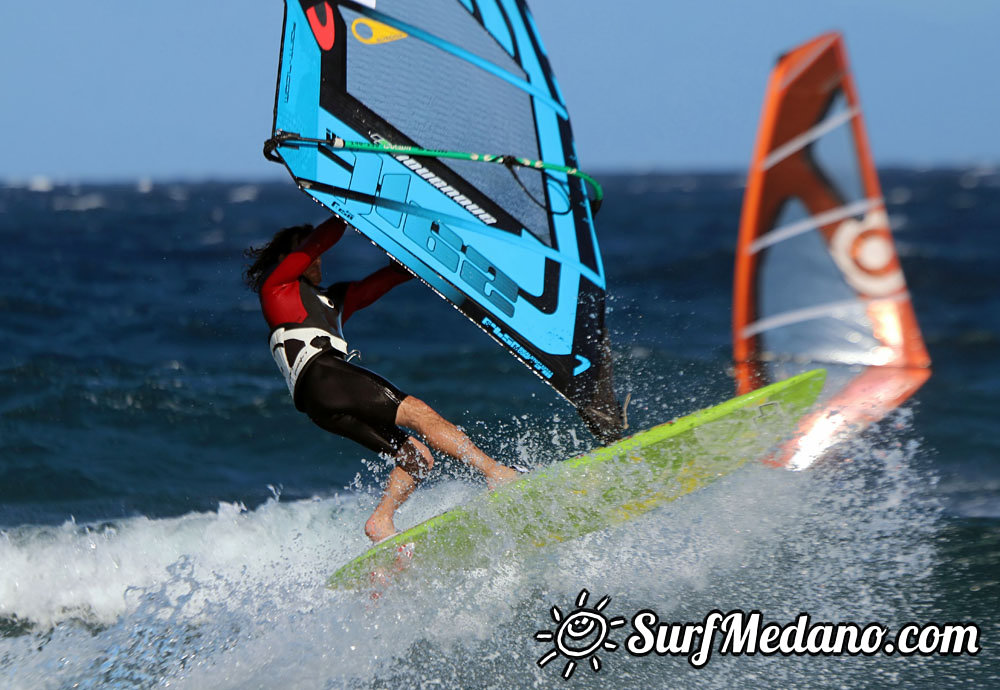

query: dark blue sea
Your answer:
[1,169,997,687]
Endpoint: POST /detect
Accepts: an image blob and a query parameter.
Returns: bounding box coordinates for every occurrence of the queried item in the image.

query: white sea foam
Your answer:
[199,228,225,246]
[52,193,105,212]
[228,185,260,204]
[27,176,54,193]
[0,423,960,688]
[166,186,189,202]
[888,186,912,205]
[0,481,478,630]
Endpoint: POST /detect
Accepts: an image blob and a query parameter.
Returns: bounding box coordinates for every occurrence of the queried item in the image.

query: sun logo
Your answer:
[535,589,627,679]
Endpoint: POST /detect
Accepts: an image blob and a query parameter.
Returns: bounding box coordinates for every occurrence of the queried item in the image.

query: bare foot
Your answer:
[486,465,520,491]
[364,514,397,543]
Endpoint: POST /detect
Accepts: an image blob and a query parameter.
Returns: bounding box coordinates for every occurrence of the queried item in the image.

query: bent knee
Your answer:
[413,441,434,474]
[396,437,433,479]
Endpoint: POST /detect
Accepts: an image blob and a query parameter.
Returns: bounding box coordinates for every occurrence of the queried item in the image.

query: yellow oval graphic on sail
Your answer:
[351,18,408,45]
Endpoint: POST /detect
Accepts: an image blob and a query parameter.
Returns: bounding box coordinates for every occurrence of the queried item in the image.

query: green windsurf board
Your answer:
[328,369,826,589]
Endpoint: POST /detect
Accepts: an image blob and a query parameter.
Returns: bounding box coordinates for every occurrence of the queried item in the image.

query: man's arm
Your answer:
[340,262,413,323]
[262,216,346,289]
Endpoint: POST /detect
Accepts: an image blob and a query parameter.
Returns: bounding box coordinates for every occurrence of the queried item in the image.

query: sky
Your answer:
[1,1,998,181]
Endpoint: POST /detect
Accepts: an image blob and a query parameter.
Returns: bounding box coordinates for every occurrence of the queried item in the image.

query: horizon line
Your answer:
[3,161,998,189]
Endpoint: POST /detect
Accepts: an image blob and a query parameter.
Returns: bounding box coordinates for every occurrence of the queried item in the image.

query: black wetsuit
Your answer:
[260,222,412,456]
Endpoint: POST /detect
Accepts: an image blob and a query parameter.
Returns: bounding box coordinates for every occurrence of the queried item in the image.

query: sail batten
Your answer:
[761,107,859,170]
[749,197,883,254]
[741,296,899,340]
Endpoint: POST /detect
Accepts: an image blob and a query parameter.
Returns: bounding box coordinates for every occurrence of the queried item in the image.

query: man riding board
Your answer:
[244,216,519,543]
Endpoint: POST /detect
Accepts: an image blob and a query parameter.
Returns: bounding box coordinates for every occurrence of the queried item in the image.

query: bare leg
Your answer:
[364,438,432,543]
[395,396,518,489]
[365,466,415,543]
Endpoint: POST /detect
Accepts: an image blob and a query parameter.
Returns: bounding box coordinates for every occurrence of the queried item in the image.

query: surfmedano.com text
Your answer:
[625,610,980,668]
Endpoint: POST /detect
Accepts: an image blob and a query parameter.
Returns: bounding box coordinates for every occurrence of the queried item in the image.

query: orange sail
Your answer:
[732,32,931,468]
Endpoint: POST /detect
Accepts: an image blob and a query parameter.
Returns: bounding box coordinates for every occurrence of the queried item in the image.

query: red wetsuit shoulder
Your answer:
[259,221,345,329]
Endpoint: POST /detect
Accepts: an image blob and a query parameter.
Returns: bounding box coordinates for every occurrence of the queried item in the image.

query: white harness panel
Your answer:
[269,327,348,396]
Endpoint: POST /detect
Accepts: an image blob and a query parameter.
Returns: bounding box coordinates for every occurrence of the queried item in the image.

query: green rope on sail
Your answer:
[265,131,603,214]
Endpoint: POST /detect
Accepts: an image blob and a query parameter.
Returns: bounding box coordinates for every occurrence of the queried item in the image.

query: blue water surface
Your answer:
[0,170,997,687]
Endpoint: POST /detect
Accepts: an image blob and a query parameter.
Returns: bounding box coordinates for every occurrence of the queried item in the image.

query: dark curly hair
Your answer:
[242,224,314,293]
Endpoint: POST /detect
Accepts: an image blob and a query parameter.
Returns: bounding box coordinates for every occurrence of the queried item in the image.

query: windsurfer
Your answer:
[244,216,519,543]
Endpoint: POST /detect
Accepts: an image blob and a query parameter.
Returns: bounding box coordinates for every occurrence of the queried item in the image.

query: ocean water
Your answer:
[1,169,997,687]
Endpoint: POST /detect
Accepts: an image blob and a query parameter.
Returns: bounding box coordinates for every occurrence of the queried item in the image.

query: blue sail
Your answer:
[267,0,622,440]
